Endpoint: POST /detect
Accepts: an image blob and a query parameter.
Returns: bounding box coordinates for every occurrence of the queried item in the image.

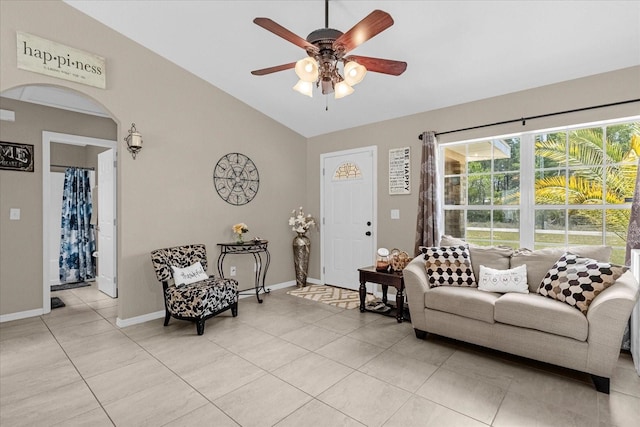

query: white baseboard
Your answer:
[115,279,309,327]
[116,310,164,328]
[0,308,45,323]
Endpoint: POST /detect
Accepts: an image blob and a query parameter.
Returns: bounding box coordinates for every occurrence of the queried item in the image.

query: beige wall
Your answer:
[50,142,109,172]
[1,0,307,319]
[0,97,116,314]
[306,66,640,279]
[2,0,638,321]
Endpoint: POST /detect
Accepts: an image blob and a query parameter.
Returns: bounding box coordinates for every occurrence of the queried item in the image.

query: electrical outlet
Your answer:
[230,266,237,276]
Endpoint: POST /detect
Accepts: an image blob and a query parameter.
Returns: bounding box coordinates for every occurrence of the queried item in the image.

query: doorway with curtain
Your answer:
[43,132,118,312]
[57,167,96,284]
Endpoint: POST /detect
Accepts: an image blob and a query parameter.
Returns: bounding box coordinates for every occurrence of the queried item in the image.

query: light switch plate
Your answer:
[9,208,20,220]
[391,209,400,219]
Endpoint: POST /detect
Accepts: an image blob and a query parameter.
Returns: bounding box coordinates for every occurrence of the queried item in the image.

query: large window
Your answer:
[441,118,639,265]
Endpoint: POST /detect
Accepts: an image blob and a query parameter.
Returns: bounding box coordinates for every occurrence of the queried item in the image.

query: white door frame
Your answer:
[97,148,117,297]
[42,131,117,313]
[320,145,377,285]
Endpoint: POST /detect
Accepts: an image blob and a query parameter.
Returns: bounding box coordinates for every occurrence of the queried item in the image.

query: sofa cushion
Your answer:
[510,245,613,293]
[421,245,476,288]
[537,252,626,314]
[165,277,238,318]
[425,286,500,323]
[494,292,588,341]
[439,235,513,280]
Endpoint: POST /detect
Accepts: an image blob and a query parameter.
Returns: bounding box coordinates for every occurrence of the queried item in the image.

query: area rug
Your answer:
[287,285,376,310]
[51,297,66,309]
[51,281,91,291]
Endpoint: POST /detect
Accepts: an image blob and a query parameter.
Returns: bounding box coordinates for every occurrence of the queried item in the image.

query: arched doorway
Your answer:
[0,84,118,317]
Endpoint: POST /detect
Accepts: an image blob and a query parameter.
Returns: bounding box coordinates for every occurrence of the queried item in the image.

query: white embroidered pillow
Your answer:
[478,264,528,293]
[171,262,208,286]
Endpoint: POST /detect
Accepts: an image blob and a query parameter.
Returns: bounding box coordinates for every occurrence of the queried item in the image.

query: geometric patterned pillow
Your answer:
[421,245,476,288]
[537,252,627,314]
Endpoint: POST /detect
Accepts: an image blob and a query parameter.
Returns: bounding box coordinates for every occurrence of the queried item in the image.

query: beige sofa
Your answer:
[403,240,640,394]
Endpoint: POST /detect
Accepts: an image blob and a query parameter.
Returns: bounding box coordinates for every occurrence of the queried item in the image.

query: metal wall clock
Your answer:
[213,152,260,205]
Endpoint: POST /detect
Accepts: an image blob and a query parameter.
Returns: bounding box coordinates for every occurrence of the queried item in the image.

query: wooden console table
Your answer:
[358,266,405,323]
[217,240,270,303]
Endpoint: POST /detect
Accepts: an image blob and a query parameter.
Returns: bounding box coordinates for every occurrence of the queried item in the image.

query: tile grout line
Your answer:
[40,308,117,426]
[90,298,246,425]
[48,288,220,426]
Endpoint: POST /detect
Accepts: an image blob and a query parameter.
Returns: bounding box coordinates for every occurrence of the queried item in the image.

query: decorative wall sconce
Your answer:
[124,123,143,159]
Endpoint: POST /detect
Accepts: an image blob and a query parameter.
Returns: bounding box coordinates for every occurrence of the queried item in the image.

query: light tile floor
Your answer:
[1,283,639,426]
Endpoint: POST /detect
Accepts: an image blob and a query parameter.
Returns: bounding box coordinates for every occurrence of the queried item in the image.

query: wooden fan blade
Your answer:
[251,62,296,76]
[345,55,407,76]
[253,17,318,53]
[333,10,394,53]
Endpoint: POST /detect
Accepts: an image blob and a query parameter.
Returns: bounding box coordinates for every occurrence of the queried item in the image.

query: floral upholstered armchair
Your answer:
[150,244,238,335]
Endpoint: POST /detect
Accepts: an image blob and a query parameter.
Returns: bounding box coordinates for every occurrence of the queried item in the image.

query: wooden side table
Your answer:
[358,266,405,323]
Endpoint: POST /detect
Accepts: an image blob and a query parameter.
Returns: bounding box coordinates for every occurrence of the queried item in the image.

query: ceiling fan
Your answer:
[251,0,407,99]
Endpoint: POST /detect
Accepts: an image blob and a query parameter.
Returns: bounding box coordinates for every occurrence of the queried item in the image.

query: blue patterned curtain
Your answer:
[59,168,95,283]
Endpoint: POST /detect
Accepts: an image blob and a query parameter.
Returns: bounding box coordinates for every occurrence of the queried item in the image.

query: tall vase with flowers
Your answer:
[232,223,249,244]
[289,207,316,288]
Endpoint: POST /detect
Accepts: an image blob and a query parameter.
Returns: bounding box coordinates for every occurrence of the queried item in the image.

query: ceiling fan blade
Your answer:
[333,10,394,53]
[253,17,318,53]
[345,55,407,76]
[251,62,297,76]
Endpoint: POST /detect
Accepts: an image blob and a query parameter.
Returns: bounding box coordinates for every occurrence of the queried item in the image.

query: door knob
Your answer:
[365,231,372,236]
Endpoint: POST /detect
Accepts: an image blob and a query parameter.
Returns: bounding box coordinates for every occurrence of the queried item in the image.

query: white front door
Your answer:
[322,147,376,290]
[97,149,117,297]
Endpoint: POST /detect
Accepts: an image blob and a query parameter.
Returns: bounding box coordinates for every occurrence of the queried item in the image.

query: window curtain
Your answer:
[59,168,95,283]
[414,131,442,255]
[622,157,640,360]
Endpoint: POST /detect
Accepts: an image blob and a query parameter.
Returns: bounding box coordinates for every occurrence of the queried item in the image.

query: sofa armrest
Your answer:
[586,270,640,377]
[403,255,430,332]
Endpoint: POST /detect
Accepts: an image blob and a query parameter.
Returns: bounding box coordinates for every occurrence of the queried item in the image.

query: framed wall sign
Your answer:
[0,141,34,172]
[389,147,410,195]
[16,32,106,89]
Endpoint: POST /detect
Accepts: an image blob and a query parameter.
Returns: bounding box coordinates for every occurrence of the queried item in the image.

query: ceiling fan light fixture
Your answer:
[295,57,319,82]
[293,80,314,97]
[334,80,354,99]
[252,5,406,103]
[343,61,366,86]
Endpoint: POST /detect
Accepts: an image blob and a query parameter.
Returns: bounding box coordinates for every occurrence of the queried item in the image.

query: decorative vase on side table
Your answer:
[293,233,310,288]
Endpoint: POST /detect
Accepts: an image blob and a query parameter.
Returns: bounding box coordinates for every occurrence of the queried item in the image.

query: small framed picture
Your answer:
[0,141,35,172]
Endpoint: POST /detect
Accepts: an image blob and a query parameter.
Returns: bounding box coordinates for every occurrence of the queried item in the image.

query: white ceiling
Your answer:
[20,1,640,137]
